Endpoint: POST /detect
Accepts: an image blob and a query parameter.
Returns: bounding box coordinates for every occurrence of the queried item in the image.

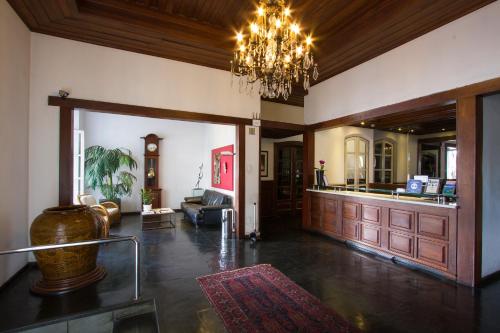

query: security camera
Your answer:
[58,90,70,99]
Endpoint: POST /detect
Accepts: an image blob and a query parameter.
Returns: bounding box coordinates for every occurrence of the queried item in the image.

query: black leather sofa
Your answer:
[181,190,232,226]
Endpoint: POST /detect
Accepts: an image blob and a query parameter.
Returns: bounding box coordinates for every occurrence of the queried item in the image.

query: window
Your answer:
[73,130,85,204]
[345,136,368,186]
[374,140,395,183]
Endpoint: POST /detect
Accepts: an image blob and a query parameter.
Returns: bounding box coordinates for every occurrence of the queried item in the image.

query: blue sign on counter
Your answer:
[406,179,423,194]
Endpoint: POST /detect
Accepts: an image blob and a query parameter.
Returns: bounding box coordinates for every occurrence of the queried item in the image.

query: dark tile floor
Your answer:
[1,214,500,332]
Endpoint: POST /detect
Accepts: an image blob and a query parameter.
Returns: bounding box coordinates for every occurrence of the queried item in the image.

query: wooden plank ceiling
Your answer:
[9,0,492,107]
[350,103,457,135]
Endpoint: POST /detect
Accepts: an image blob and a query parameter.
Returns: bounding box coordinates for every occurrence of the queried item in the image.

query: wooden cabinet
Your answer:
[388,231,414,258]
[417,213,448,240]
[416,238,448,268]
[306,191,458,280]
[360,223,381,247]
[307,194,340,235]
[343,220,359,240]
[389,209,414,232]
[323,199,338,234]
[343,202,360,220]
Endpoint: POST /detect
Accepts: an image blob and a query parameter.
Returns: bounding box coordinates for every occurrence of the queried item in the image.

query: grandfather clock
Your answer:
[142,134,163,208]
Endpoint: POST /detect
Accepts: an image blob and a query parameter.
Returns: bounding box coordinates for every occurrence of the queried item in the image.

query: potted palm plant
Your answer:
[141,188,153,212]
[85,145,138,209]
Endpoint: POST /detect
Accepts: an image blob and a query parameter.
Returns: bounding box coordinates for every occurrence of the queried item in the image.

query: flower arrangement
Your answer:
[319,160,326,170]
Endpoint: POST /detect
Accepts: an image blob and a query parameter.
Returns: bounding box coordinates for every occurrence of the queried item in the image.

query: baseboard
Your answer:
[479,270,500,286]
[0,262,35,291]
[121,211,141,216]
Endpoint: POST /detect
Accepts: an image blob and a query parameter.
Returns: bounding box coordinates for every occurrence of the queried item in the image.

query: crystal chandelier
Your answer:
[231,0,318,100]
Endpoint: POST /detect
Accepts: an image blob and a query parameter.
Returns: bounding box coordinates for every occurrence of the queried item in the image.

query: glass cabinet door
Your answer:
[374,140,394,183]
[277,147,292,200]
[345,136,369,186]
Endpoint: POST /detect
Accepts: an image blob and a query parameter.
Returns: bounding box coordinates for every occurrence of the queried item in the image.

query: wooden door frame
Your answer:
[303,76,500,287]
[50,97,250,239]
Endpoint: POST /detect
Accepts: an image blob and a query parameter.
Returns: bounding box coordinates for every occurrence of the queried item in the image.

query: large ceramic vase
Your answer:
[30,205,107,295]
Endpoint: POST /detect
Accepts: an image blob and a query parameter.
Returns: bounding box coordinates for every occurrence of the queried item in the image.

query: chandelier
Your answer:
[231,0,318,100]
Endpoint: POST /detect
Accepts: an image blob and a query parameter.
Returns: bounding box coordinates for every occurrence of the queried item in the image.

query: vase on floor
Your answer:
[29,205,107,295]
[316,169,325,188]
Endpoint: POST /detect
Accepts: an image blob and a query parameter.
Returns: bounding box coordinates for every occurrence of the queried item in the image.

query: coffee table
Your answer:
[141,208,176,231]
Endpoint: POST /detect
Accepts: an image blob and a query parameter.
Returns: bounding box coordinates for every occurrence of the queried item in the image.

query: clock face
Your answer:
[147,143,157,152]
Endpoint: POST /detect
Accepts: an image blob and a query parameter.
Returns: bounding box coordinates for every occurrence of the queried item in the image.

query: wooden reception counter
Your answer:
[305,189,458,280]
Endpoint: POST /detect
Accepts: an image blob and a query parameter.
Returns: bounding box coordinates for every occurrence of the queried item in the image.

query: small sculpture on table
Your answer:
[193,163,204,197]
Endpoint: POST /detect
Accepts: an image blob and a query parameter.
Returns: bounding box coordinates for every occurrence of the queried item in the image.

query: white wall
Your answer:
[305,1,500,124]
[28,33,260,229]
[80,111,235,211]
[261,101,304,125]
[0,0,31,285]
[482,94,500,278]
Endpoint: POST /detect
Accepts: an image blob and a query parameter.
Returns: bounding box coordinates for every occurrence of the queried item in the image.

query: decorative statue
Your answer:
[195,163,204,189]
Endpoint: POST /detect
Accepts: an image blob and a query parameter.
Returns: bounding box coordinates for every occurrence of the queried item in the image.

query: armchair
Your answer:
[78,194,121,226]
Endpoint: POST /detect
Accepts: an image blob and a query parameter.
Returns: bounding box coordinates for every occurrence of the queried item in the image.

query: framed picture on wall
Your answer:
[260,151,269,177]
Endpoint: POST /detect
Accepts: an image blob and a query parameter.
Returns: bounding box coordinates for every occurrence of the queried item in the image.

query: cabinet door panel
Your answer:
[310,196,322,229]
[362,205,381,225]
[343,220,359,240]
[388,231,414,257]
[323,199,338,234]
[343,202,360,221]
[417,238,448,268]
[389,209,414,232]
[360,224,381,247]
[417,214,448,240]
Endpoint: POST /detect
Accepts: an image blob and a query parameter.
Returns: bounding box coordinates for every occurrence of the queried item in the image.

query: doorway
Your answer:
[260,124,304,234]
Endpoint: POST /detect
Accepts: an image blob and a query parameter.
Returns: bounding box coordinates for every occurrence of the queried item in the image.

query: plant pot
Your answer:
[316,169,325,188]
[29,205,107,295]
[143,204,152,212]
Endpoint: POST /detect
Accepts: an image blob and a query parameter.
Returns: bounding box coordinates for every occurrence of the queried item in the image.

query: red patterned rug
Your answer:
[197,264,358,333]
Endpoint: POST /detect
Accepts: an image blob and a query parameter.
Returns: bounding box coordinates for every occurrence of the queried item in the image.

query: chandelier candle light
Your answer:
[231,0,319,100]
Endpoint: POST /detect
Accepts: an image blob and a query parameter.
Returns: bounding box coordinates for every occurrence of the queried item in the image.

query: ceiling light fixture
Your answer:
[231,0,318,100]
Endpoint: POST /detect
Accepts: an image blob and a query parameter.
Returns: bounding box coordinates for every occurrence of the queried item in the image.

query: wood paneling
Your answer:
[235,124,246,239]
[417,214,449,241]
[323,199,338,235]
[343,220,359,241]
[389,209,415,233]
[343,202,360,221]
[417,238,448,268]
[456,96,482,286]
[389,231,415,258]
[49,97,251,125]
[301,130,315,229]
[59,107,74,206]
[260,180,275,218]
[360,224,381,247]
[9,0,493,107]
[362,205,381,225]
[351,103,457,135]
[306,191,458,279]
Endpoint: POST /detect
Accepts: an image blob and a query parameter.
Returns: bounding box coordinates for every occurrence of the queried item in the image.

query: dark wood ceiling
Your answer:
[9,0,493,107]
[350,103,457,135]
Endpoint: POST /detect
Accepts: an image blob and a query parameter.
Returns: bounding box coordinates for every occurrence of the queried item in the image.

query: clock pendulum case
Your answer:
[141,134,163,208]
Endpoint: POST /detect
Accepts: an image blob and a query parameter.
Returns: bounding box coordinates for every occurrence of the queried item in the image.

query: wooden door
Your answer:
[275,142,303,216]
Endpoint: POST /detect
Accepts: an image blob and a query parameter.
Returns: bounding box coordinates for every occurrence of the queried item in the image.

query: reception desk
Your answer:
[305,189,458,280]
